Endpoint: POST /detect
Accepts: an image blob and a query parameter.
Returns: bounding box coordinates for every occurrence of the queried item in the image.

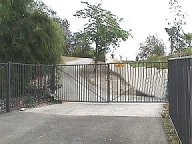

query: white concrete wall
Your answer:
[106,58,168,99]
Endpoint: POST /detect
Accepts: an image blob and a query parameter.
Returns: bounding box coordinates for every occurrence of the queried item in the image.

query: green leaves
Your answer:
[166,0,186,54]
[184,33,192,47]
[74,1,130,63]
[0,0,65,64]
[138,35,166,59]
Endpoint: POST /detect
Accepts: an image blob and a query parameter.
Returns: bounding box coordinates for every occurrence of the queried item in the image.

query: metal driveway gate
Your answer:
[56,62,168,103]
[0,62,168,113]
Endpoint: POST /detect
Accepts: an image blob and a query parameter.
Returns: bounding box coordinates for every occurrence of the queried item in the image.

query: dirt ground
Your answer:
[81,65,136,96]
[62,56,80,63]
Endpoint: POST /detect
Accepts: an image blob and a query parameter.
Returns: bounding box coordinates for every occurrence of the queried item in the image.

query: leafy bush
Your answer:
[0,0,65,64]
[147,55,168,62]
[168,47,192,58]
[129,55,168,69]
[17,85,62,108]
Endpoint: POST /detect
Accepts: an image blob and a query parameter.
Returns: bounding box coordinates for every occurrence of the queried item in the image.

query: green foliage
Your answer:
[71,47,94,58]
[21,96,37,108]
[0,0,65,64]
[165,0,186,54]
[180,47,192,56]
[54,18,72,56]
[130,61,168,70]
[162,104,181,143]
[138,35,166,59]
[74,1,130,63]
[165,27,185,54]
[147,55,168,69]
[19,87,62,108]
[147,55,168,62]
[169,47,192,57]
[184,33,192,47]
[129,54,168,69]
[70,32,94,58]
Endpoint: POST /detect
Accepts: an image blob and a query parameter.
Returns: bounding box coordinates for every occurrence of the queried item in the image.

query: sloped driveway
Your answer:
[0,103,168,144]
[0,58,168,144]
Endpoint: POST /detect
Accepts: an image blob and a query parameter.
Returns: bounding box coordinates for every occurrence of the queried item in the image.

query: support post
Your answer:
[50,65,56,94]
[189,59,192,144]
[107,64,110,103]
[6,62,12,112]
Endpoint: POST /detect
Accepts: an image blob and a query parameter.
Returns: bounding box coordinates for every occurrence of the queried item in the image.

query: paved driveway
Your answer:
[0,103,168,144]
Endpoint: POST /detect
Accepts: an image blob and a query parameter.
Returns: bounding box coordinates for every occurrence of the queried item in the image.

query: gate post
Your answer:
[190,58,192,144]
[107,64,110,103]
[50,65,56,94]
[6,62,12,112]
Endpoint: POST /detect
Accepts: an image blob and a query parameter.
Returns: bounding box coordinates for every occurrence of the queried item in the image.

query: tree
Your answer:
[55,17,73,55]
[74,1,130,63]
[165,27,185,53]
[71,32,95,58]
[165,0,186,54]
[0,0,65,64]
[138,35,166,59]
[184,33,192,47]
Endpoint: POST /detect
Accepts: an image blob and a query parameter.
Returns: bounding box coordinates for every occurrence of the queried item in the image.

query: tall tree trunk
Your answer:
[94,44,99,73]
[170,37,174,54]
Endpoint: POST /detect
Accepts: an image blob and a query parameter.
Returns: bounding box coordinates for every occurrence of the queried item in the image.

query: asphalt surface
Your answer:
[0,58,168,144]
[0,111,168,144]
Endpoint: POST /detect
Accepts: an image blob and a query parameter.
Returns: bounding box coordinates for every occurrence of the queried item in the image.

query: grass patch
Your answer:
[162,104,181,144]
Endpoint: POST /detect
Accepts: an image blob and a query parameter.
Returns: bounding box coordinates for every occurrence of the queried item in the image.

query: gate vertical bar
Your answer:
[107,64,110,103]
[50,65,56,95]
[190,58,192,144]
[6,62,12,112]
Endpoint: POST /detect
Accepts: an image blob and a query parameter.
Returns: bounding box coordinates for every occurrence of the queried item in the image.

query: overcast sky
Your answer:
[42,0,192,60]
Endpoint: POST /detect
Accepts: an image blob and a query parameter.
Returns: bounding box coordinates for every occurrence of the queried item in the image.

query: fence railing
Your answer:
[168,57,192,144]
[109,62,168,101]
[0,62,56,112]
[0,61,168,113]
[0,63,8,112]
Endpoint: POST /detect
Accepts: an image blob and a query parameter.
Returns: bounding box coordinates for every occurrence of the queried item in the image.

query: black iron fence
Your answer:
[56,62,168,103]
[0,63,8,112]
[0,62,56,113]
[168,57,192,144]
[0,62,168,113]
